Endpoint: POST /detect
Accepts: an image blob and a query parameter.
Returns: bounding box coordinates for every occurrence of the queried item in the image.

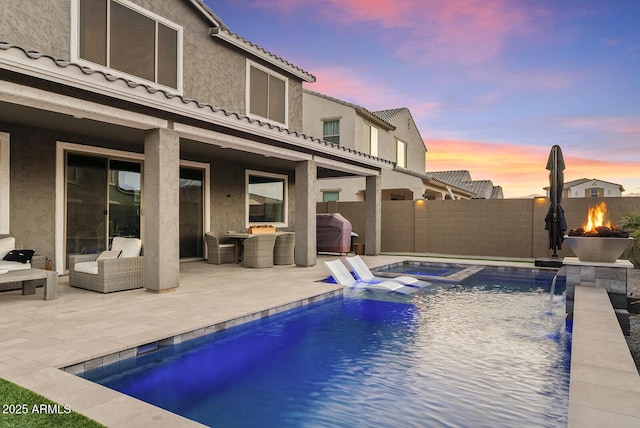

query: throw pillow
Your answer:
[96,250,122,261]
[3,249,35,263]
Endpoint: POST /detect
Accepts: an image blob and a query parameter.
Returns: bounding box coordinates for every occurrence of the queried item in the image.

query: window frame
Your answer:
[245,60,289,127]
[245,169,288,227]
[363,123,378,157]
[322,118,341,145]
[322,190,340,202]
[70,0,184,93]
[396,139,407,168]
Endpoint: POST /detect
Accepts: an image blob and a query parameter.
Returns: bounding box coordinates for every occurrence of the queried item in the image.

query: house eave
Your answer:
[0,43,390,173]
[187,0,229,30]
[209,28,315,83]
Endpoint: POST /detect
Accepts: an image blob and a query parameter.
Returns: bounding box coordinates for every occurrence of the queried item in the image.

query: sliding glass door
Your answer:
[65,153,141,267]
[65,151,206,267]
[179,167,204,258]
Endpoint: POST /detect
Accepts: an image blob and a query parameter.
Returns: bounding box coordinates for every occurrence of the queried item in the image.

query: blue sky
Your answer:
[205,0,640,198]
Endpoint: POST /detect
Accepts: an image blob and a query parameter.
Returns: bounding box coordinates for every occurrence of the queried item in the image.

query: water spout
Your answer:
[547,314,567,340]
[545,273,559,315]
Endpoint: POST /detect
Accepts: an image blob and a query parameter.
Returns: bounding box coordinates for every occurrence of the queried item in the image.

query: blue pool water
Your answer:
[82,268,570,427]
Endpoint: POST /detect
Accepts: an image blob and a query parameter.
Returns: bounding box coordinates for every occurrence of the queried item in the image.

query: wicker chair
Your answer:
[243,234,276,269]
[274,232,295,265]
[205,234,235,264]
[69,237,143,293]
[69,254,144,293]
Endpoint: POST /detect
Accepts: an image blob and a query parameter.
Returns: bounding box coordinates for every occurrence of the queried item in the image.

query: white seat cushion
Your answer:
[220,244,235,248]
[75,261,98,275]
[0,260,31,272]
[0,237,15,260]
[111,237,142,258]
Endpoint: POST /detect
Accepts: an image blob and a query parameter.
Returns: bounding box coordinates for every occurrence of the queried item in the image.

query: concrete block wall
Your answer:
[320,196,640,260]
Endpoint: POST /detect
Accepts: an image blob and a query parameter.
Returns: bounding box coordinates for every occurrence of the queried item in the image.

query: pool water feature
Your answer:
[80,267,569,427]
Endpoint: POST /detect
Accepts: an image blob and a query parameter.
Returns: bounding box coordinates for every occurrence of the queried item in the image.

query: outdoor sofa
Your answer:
[0,236,47,291]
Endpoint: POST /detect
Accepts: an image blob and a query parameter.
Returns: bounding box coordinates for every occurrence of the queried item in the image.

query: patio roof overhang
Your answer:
[0,43,388,178]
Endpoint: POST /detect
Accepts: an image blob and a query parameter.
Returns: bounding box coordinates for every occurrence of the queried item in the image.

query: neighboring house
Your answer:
[0,0,391,292]
[547,178,625,198]
[303,90,427,202]
[427,170,504,199]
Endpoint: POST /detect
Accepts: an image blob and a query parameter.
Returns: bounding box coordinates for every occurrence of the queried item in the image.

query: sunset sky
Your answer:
[206,0,640,198]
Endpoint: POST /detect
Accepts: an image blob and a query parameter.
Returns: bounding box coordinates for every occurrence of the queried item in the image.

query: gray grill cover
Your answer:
[316,213,352,253]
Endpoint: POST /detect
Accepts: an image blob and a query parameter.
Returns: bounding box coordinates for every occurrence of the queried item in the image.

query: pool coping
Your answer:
[61,289,342,376]
[568,285,640,427]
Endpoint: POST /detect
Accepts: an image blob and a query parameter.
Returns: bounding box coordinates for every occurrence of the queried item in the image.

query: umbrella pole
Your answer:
[551,147,558,258]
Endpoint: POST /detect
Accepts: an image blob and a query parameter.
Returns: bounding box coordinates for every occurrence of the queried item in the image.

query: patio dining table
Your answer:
[225,231,283,263]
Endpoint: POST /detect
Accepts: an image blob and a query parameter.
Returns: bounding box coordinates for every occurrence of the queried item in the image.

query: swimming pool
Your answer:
[81,267,569,427]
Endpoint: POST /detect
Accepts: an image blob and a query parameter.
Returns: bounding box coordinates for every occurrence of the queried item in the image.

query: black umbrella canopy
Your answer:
[544,145,567,256]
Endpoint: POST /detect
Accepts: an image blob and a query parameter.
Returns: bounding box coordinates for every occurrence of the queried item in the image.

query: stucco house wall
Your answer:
[0,0,395,278]
[567,179,623,198]
[0,0,304,132]
[303,91,425,201]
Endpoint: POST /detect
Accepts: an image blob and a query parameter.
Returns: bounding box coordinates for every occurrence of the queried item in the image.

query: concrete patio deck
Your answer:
[1,254,639,427]
[0,256,345,427]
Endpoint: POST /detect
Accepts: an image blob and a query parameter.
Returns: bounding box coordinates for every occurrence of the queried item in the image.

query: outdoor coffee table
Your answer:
[0,268,58,300]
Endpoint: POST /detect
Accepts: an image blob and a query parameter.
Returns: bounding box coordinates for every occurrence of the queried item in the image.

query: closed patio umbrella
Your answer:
[544,145,567,257]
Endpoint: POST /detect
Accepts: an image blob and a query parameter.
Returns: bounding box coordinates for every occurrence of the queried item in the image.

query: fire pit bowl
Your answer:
[563,235,633,263]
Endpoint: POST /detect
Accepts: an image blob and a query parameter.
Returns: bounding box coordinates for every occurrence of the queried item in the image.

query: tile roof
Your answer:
[427,170,472,184]
[210,28,315,82]
[372,108,410,123]
[303,89,396,130]
[544,178,625,192]
[0,43,391,169]
[564,178,624,190]
[427,170,503,199]
[189,0,314,82]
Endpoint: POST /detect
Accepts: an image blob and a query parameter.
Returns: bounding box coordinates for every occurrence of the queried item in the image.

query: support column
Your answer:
[365,174,381,255]
[295,160,316,266]
[144,128,180,293]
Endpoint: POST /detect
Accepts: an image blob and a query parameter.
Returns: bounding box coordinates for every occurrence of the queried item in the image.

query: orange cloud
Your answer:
[425,139,640,198]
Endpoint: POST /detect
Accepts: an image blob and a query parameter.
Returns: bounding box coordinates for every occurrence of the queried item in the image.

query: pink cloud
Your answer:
[251,0,551,65]
[304,66,407,109]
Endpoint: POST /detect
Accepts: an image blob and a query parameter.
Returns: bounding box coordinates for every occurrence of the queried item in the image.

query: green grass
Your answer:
[0,378,105,428]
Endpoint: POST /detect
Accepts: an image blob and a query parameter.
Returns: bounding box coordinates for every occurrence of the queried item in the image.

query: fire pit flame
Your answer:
[568,201,629,238]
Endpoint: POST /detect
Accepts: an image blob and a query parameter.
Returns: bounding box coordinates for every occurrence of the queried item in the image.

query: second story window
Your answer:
[396,140,407,168]
[75,0,181,90]
[247,62,288,126]
[363,123,378,157]
[322,119,340,144]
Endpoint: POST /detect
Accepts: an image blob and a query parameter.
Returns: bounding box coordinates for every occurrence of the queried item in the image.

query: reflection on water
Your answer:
[83,272,569,427]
